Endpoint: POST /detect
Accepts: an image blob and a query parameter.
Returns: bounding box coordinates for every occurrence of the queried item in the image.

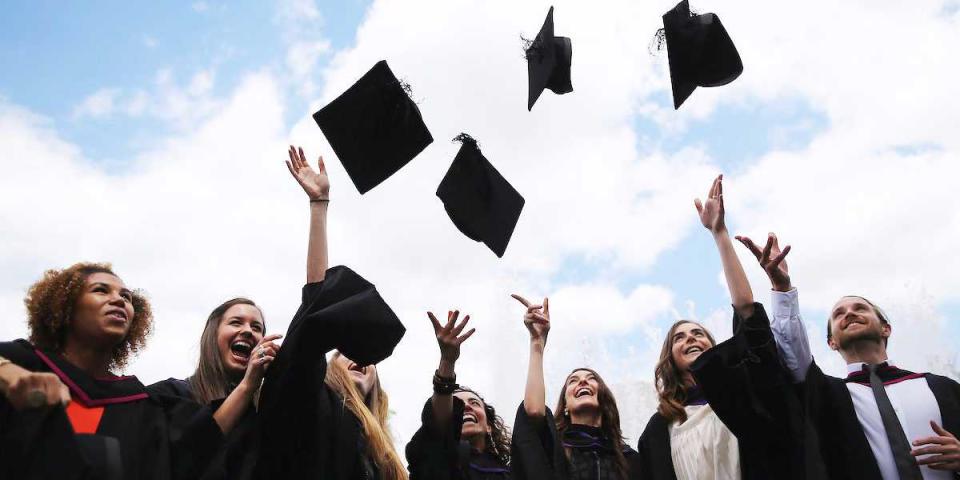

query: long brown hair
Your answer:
[555,367,628,480]
[654,320,717,424]
[455,386,512,466]
[188,298,264,405]
[25,262,153,371]
[326,352,407,480]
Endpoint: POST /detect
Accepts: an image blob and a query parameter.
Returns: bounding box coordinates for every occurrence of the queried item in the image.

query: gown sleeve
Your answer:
[405,396,468,480]
[510,402,563,480]
[689,303,807,480]
[254,265,407,479]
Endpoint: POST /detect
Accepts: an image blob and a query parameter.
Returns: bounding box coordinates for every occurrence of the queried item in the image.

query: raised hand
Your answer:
[285,145,330,201]
[912,421,960,471]
[428,310,476,365]
[511,294,550,346]
[241,334,282,388]
[736,232,792,292]
[694,174,726,235]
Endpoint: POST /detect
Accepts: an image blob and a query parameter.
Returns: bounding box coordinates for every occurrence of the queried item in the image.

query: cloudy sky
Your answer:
[2,0,959,445]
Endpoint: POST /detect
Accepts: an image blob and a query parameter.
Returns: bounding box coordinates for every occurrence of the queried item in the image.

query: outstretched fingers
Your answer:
[427,311,442,334]
[451,315,471,336]
[511,293,532,308]
[735,235,764,261]
[769,244,792,269]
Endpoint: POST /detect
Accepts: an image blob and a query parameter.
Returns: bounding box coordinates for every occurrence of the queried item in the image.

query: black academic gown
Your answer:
[512,402,643,480]
[0,339,223,480]
[147,377,260,480]
[406,396,511,480]
[253,265,406,480]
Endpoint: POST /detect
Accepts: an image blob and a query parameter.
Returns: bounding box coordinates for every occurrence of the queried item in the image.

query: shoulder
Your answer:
[0,339,44,370]
[146,377,194,400]
[640,411,668,436]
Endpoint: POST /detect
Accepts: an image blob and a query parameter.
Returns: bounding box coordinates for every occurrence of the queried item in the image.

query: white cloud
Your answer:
[192,2,209,13]
[72,88,120,119]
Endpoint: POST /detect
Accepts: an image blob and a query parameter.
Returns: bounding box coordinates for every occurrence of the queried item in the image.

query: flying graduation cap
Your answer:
[662,0,743,109]
[436,134,525,257]
[526,6,573,111]
[313,60,433,194]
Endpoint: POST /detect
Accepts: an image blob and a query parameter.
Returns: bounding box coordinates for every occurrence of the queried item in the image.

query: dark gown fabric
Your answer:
[511,402,643,480]
[686,302,960,479]
[254,265,406,480]
[147,377,260,480]
[406,396,511,480]
[0,339,223,480]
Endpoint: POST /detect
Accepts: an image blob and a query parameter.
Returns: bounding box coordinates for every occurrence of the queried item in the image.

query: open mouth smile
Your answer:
[463,412,478,424]
[230,338,254,363]
[574,387,593,399]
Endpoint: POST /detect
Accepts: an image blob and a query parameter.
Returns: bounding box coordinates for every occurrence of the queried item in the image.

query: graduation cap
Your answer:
[436,134,525,257]
[662,0,743,109]
[526,6,573,111]
[313,60,433,194]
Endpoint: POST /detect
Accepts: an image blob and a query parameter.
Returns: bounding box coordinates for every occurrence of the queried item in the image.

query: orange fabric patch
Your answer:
[66,400,104,434]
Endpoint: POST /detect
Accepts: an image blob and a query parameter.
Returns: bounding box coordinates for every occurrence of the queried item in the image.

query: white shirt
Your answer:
[669,403,741,480]
[770,288,952,480]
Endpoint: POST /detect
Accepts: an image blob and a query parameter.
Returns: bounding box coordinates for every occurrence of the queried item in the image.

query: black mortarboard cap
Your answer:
[313,60,433,194]
[662,0,743,109]
[526,6,573,111]
[436,134,525,257]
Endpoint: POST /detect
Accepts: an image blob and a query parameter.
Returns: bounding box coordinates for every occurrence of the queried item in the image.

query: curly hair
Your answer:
[655,320,717,424]
[455,385,512,466]
[24,262,153,371]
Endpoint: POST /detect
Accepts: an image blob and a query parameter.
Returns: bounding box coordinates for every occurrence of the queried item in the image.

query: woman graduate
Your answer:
[510,294,643,480]
[638,175,804,480]
[0,263,227,480]
[252,147,407,479]
[406,309,512,479]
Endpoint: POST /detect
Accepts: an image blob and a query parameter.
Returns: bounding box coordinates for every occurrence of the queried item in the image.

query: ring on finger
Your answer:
[258,349,266,358]
[26,389,46,408]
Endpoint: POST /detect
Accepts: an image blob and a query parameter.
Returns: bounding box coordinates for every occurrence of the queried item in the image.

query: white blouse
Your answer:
[669,403,741,480]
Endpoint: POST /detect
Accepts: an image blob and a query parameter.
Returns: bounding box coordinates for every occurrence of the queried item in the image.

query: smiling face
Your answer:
[828,296,890,351]
[454,390,491,441]
[563,369,601,415]
[333,354,378,398]
[670,321,714,374]
[69,272,136,350]
[216,303,265,377]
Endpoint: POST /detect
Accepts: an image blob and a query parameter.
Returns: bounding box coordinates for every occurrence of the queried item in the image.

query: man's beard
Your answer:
[837,326,884,350]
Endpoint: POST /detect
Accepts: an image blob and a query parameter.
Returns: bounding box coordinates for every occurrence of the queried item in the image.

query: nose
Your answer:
[107,292,125,306]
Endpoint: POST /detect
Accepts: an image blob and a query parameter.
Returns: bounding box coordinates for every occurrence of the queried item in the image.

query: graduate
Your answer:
[0,263,226,480]
[251,146,407,479]
[638,175,802,480]
[510,294,643,480]
[734,231,960,479]
[406,310,512,479]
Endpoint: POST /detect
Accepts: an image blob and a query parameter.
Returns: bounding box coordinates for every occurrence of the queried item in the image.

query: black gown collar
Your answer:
[468,450,509,474]
[31,343,148,406]
[845,362,925,387]
[562,423,615,452]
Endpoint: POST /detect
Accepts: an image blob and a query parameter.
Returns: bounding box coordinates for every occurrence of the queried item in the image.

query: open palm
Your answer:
[695,174,725,234]
[285,145,330,201]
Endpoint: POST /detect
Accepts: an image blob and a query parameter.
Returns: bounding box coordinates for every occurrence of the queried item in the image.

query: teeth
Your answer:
[576,388,591,398]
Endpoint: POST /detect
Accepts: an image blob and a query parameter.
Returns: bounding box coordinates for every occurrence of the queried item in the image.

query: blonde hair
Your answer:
[326,352,407,480]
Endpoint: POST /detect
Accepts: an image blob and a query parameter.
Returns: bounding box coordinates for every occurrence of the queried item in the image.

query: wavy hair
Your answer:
[25,262,153,371]
[454,385,512,466]
[555,367,628,480]
[326,352,407,480]
[654,320,717,424]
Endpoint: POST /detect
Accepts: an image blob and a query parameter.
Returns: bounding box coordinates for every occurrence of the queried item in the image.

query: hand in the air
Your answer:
[285,145,330,201]
[511,294,550,346]
[736,232,792,292]
[428,310,476,364]
[694,174,726,235]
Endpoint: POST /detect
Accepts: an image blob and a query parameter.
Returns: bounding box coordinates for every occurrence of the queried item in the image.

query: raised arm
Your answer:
[736,233,811,382]
[427,310,475,435]
[695,174,755,319]
[285,146,330,283]
[512,294,550,420]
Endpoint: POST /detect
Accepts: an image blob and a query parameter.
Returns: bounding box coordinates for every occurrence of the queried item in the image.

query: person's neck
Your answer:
[841,340,889,365]
[465,433,487,453]
[570,410,601,428]
[62,339,113,377]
